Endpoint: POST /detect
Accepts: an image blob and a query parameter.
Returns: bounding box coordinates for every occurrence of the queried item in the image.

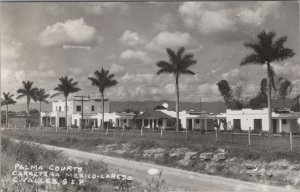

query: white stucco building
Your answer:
[223,108,300,133]
[40,99,135,128]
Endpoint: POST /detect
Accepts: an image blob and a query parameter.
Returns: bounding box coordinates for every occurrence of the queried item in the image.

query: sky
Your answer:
[1,1,299,103]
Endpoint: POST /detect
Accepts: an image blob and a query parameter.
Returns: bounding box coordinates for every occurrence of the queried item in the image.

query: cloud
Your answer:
[82,2,129,15]
[109,63,125,76]
[120,49,152,65]
[1,41,22,62]
[272,61,300,79]
[14,70,27,84]
[39,18,101,47]
[28,70,56,78]
[146,31,201,52]
[119,30,145,46]
[104,72,208,101]
[197,83,220,101]
[179,2,281,35]
[155,12,177,31]
[69,67,84,75]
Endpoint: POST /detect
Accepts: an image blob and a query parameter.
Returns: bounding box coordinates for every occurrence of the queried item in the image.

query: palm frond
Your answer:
[240,53,263,66]
[50,93,61,98]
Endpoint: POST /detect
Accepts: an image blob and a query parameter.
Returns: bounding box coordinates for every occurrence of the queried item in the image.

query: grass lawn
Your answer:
[3,127,300,162]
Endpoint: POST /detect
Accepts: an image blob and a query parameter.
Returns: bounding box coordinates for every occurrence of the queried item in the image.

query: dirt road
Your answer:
[22,141,298,192]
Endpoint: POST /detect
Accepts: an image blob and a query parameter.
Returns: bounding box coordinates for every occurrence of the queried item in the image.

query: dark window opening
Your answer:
[195,119,200,123]
[59,106,61,112]
[282,119,287,124]
[91,105,95,112]
[76,106,81,112]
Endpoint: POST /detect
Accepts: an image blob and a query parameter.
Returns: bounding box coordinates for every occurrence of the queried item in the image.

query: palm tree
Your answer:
[17,81,38,128]
[240,31,295,143]
[156,47,197,133]
[1,92,16,129]
[52,76,81,132]
[278,77,293,109]
[35,88,50,129]
[88,68,118,132]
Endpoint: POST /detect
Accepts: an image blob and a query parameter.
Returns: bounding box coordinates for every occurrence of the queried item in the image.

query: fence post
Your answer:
[215,128,218,142]
[231,127,233,144]
[106,125,108,135]
[91,125,94,133]
[290,131,293,151]
[161,128,163,139]
[248,127,251,146]
[122,126,125,136]
[141,126,143,137]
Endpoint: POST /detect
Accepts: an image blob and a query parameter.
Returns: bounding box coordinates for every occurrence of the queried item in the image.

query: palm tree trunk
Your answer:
[6,104,8,129]
[65,96,68,133]
[27,97,30,130]
[39,101,42,130]
[175,75,180,132]
[267,63,272,149]
[101,93,105,131]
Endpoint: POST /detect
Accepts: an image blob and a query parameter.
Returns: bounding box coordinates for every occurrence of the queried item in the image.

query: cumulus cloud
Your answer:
[82,2,129,15]
[146,31,201,52]
[179,2,281,34]
[109,63,125,76]
[104,72,209,101]
[272,62,300,78]
[39,18,101,47]
[119,30,145,46]
[120,49,152,64]
[197,83,220,101]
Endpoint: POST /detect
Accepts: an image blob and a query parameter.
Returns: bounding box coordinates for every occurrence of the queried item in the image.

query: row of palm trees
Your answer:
[1,30,296,137]
[1,68,119,131]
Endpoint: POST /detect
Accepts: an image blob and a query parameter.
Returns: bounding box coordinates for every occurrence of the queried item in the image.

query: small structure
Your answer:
[134,110,174,129]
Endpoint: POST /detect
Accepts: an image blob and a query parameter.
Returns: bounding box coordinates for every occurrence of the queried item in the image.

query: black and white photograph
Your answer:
[1,1,300,191]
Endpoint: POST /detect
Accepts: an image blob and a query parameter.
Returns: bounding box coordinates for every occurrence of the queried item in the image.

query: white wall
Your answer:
[224,109,269,131]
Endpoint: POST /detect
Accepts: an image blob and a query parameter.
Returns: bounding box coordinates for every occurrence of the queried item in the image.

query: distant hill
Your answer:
[3,100,226,114]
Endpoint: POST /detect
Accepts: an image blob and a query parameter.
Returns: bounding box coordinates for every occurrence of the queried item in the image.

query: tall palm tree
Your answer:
[88,68,118,131]
[156,47,197,132]
[52,76,81,132]
[1,92,16,129]
[17,81,38,128]
[35,88,50,129]
[278,77,293,109]
[240,31,295,140]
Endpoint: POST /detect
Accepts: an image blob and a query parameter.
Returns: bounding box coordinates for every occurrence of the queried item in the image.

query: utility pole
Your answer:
[199,98,201,111]
[74,95,90,132]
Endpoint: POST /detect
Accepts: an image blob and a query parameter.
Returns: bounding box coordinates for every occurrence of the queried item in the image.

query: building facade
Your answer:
[223,108,300,133]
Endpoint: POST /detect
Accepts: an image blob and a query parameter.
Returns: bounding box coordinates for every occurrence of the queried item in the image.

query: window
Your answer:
[56,107,58,111]
[195,119,200,124]
[91,105,95,112]
[282,119,287,124]
[75,119,77,126]
[59,106,61,111]
[76,106,81,112]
